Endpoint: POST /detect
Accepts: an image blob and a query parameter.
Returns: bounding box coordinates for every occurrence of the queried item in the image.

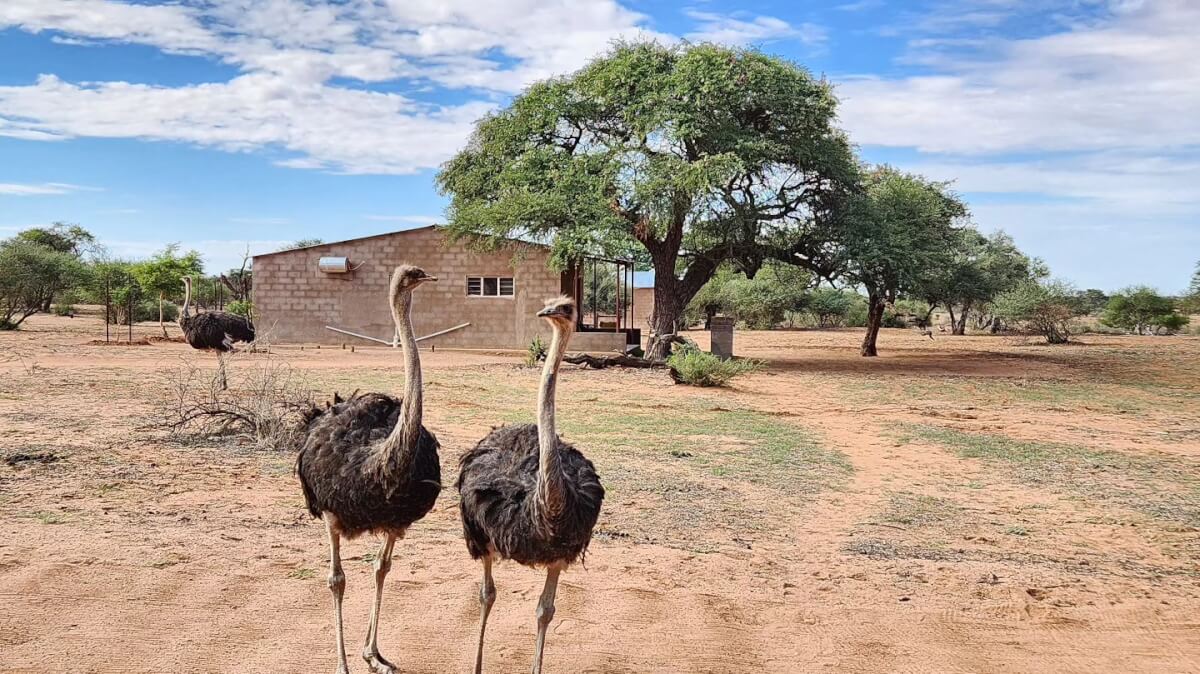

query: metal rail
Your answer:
[324,322,471,346]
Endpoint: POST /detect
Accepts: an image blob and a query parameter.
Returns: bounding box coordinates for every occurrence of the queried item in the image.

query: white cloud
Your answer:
[910,151,1200,215]
[0,0,692,173]
[684,10,825,47]
[0,181,100,196]
[0,73,496,174]
[837,0,1200,154]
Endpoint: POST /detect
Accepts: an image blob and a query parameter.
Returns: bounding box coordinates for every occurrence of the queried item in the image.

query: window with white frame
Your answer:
[467,276,515,297]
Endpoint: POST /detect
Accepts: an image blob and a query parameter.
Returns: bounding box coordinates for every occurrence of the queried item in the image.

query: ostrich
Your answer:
[179,275,256,389]
[457,296,604,674]
[295,265,441,674]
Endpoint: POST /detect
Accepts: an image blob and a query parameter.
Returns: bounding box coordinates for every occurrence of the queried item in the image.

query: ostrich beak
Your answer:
[537,306,566,318]
[420,274,438,282]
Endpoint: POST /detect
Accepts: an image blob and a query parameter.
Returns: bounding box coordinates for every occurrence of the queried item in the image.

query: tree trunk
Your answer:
[158,291,167,338]
[646,279,686,361]
[861,292,885,357]
[921,305,936,329]
[952,302,970,335]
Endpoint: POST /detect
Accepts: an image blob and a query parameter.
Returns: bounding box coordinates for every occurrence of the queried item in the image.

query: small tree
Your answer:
[805,287,858,328]
[993,279,1082,344]
[0,238,88,328]
[132,244,203,337]
[916,229,1038,335]
[1101,286,1190,335]
[1075,289,1110,315]
[835,167,967,356]
[1183,261,1200,314]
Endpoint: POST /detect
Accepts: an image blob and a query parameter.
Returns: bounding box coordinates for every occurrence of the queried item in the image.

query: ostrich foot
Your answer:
[364,651,396,674]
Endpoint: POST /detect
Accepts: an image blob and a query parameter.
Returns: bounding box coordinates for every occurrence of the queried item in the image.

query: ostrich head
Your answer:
[390,265,437,294]
[537,296,576,326]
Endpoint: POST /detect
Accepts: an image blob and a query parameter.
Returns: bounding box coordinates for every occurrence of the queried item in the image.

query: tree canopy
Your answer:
[831,166,967,355]
[915,229,1040,334]
[1101,286,1189,335]
[14,222,97,258]
[993,279,1082,344]
[132,244,203,336]
[0,237,89,329]
[439,40,857,357]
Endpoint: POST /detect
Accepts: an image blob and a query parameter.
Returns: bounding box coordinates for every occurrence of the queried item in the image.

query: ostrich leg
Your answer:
[324,517,350,674]
[473,556,496,674]
[363,533,398,674]
[216,351,228,391]
[530,566,562,674]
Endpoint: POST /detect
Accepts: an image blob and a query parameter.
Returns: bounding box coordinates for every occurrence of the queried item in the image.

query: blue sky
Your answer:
[1,0,1197,292]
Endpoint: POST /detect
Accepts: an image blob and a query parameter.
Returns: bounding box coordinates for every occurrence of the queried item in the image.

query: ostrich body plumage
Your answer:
[457,423,602,566]
[297,391,440,538]
[179,311,255,351]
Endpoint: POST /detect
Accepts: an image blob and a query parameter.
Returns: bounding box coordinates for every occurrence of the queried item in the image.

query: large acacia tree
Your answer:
[835,167,967,356]
[438,41,856,358]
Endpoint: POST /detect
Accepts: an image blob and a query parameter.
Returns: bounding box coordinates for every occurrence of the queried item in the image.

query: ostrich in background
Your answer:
[179,275,255,390]
[457,296,604,674]
[295,265,441,674]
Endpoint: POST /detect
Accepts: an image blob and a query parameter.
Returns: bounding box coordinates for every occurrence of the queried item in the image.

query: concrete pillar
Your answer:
[710,316,734,360]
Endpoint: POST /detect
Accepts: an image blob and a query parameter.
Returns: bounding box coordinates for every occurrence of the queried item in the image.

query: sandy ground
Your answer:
[2,312,1199,673]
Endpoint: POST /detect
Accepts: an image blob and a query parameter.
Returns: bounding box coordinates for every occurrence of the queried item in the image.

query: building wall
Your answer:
[632,287,655,330]
[253,227,623,350]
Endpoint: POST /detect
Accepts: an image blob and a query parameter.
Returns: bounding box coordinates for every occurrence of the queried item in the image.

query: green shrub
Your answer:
[667,344,762,387]
[51,303,74,316]
[227,299,253,319]
[525,335,547,366]
[0,319,16,331]
[109,298,177,325]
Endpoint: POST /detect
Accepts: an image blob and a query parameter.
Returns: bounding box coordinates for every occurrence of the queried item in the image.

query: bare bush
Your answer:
[163,344,313,449]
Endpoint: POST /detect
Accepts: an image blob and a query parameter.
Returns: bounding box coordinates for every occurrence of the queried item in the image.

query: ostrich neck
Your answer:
[380,288,422,464]
[536,320,570,519]
[181,282,192,319]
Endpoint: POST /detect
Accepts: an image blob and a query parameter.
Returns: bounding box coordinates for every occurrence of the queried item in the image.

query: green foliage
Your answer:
[132,244,203,298]
[885,298,932,328]
[525,335,548,367]
[1074,288,1110,315]
[667,344,762,387]
[0,236,89,328]
[132,244,202,335]
[438,40,857,355]
[226,299,253,319]
[14,222,97,257]
[992,279,1083,344]
[277,239,324,251]
[51,303,75,316]
[915,229,1039,334]
[1101,286,1189,335]
[804,287,861,328]
[835,166,968,354]
[685,262,810,329]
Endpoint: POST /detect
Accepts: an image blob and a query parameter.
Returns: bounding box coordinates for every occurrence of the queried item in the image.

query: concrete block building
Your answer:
[252,226,638,352]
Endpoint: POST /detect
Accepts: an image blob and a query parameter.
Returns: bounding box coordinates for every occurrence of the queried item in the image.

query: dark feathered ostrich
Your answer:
[295,265,442,674]
[457,296,604,674]
[179,275,256,390]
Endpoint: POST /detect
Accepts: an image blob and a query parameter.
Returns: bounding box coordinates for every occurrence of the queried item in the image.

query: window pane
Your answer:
[499,278,514,296]
[483,277,499,296]
[467,277,482,295]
